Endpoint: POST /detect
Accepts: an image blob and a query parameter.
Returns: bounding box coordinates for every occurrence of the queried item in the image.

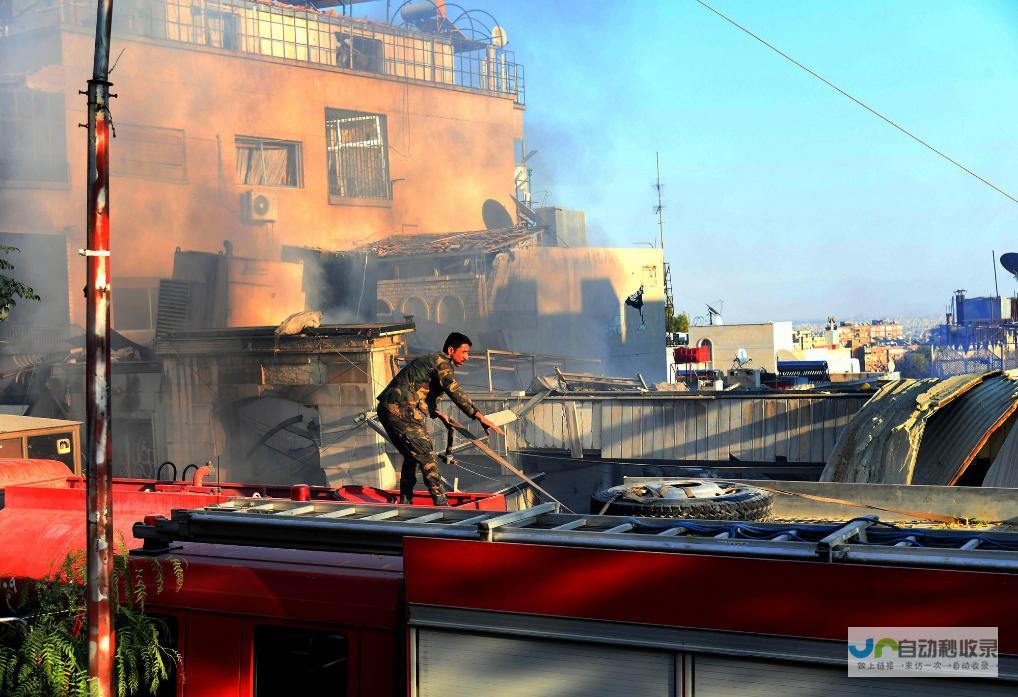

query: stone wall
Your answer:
[376,274,486,325]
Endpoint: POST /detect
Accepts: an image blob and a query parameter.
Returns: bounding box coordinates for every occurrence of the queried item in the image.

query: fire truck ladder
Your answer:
[134,499,1018,572]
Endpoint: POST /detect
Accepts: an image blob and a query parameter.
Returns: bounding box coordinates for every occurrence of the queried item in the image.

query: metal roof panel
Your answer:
[913,372,1018,485]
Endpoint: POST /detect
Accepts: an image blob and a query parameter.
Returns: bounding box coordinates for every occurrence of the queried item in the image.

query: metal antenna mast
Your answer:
[655,152,675,319]
[654,152,665,250]
[993,249,1000,298]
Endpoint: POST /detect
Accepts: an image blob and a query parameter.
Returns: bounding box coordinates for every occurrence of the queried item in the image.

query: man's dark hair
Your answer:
[443,332,472,352]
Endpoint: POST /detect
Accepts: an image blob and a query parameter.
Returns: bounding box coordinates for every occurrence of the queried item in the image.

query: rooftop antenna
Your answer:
[654,152,675,319]
[654,152,665,250]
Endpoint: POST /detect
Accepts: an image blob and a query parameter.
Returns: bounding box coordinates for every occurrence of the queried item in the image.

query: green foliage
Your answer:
[0,245,40,322]
[666,308,689,334]
[0,542,183,697]
[898,348,932,378]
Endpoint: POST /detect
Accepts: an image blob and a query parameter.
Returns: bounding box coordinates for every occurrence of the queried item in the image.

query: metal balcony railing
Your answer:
[10,0,525,103]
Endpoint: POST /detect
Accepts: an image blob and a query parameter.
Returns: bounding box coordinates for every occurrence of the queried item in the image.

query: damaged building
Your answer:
[299,228,666,382]
[0,0,666,483]
[0,0,527,333]
[821,369,1018,487]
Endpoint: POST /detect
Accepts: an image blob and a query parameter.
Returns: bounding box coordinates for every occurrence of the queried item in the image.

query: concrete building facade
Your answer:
[686,322,794,373]
[839,320,904,347]
[0,0,525,330]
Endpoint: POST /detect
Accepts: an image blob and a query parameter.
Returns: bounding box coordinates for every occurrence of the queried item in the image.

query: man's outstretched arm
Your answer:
[436,358,504,436]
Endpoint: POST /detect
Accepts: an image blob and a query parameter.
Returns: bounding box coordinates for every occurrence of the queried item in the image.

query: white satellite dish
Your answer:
[735,348,749,366]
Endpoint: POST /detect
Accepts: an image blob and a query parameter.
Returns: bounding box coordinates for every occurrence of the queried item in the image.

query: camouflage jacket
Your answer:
[376,352,478,423]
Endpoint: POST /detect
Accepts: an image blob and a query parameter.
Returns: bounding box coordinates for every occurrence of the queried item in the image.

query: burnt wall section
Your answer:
[155,324,411,487]
[50,361,164,479]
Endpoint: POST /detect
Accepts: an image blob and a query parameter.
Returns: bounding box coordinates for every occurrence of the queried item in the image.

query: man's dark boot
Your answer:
[398,495,413,505]
[432,494,449,506]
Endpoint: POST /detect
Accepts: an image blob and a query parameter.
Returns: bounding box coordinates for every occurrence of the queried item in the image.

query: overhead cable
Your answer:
[695,0,1018,205]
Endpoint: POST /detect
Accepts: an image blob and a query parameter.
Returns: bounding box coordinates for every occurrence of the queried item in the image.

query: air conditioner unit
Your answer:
[242,190,277,223]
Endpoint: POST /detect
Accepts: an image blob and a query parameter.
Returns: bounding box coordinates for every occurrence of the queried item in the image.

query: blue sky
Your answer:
[370,1,1018,323]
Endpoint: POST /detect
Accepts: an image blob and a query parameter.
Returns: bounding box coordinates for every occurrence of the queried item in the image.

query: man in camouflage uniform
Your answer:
[377,332,503,505]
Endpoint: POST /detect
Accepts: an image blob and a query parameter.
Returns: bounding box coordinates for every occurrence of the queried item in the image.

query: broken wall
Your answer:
[156,328,407,487]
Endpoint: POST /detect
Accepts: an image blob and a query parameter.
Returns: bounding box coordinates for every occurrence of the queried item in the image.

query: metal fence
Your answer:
[932,346,1016,377]
[442,393,870,465]
[28,0,525,103]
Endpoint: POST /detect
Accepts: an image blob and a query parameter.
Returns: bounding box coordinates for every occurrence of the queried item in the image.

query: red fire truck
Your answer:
[3,459,1017,696]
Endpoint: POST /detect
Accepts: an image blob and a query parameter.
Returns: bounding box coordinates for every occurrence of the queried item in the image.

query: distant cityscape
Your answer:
[793,316,940,343]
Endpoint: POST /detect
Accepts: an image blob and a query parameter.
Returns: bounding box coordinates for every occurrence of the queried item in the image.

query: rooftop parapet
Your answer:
[4,0,525,103]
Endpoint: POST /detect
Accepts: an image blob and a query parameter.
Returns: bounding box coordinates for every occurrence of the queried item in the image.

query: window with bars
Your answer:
[0,85,67,184]
[235,136,303,187]
[325,108,390,201]
[113,123,187,182]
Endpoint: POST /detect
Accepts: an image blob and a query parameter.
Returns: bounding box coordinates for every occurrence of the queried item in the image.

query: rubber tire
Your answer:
[590,480,773,521]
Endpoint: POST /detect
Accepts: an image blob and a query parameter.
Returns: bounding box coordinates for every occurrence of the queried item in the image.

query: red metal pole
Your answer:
[85,0,114,693]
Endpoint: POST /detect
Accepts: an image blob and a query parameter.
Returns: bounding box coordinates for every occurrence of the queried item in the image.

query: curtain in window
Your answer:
[236,140,297,187]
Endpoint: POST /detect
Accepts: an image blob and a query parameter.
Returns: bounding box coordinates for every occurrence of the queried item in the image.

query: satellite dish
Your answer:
[491,25,508,48]
[1001,252,1018,279]
[735,348,749,366]
[482,199,514,230]
[706,303,723,325]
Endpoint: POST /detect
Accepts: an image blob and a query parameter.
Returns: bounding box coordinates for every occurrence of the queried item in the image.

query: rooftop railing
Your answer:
[9,0,525,103]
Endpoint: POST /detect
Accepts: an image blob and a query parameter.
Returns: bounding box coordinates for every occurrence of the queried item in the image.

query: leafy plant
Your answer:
[0,245,40,322]
[0,539,183,696]
[666,308,689,334]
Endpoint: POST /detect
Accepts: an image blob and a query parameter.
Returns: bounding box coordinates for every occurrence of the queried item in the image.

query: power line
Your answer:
[695,0,1018,205]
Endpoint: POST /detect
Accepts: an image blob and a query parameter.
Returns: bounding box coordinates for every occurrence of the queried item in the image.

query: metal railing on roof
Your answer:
[19,0,525,103]
[134,498,1018,572]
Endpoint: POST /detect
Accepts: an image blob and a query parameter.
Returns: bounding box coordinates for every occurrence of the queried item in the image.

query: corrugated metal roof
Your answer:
[913,372,1018,485]
[0,415,81,433]
[820,373,987,484]
[359,227,540,258]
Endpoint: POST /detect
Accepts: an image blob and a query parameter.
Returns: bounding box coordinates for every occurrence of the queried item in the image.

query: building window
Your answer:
[334,32,384,73]
[254,625,347,696]
[113,124,187,182]
[0,85,67,184]
[376,299,393,319]
[235,136,303,188]
[325,108,390,200]
[206,10,241,50]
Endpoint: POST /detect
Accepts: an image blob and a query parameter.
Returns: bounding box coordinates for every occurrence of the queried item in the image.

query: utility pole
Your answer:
[84,0,115,693]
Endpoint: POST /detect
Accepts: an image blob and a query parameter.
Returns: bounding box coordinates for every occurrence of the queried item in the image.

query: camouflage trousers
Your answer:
[377,410,447,504]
